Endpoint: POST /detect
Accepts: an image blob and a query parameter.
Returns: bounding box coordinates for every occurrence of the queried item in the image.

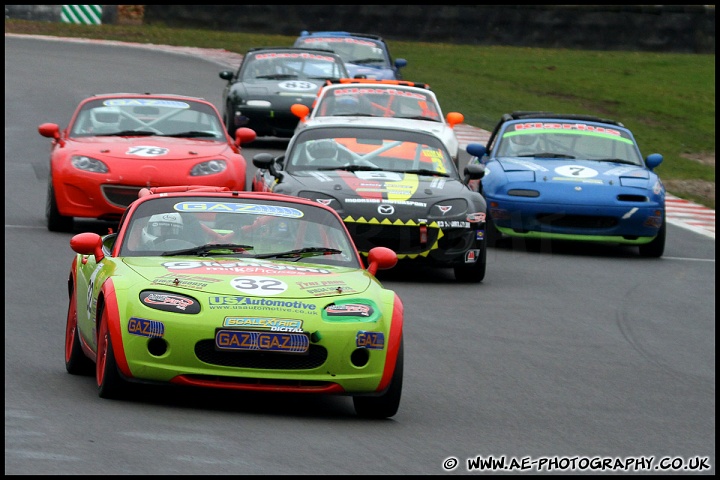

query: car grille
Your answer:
[536,213,618,229]
[101,185,144,208]
[345,223,441,254]
[195,340,328,369]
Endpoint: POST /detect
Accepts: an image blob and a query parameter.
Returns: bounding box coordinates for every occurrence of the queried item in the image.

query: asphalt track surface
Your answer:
[5,35,715,475]
[7,33,714,241]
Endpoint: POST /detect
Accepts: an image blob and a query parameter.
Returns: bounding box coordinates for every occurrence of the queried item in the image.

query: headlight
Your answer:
[191,160,227,176]
[71,155,108,173]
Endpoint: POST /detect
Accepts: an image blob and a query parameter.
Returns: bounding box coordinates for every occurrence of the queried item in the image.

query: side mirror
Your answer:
[446,112,464,128]
[366,247,398,276]
[234,127,256,146]
[70,232,104,263]
[645,153,663,171]
[291,103,310,121]
[252,153,284,182]
[38,123,65,147]
[219,70,234,81]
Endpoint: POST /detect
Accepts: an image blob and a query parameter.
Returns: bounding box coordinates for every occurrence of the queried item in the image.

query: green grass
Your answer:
[6,19,715,208]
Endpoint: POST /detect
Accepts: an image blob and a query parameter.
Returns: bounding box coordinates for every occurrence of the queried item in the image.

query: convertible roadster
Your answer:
[65,186,404,418]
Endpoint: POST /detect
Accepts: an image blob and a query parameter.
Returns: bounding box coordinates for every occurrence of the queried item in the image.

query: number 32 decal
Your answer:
[231,276,288,295]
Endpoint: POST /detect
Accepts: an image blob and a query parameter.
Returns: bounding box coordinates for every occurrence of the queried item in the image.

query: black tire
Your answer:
[46,178,73,232]
[453,242,487,283]
[224,105,236,135]
[638,219,666,258]
[353,337,403,419]
[485,212,500,248]
[97,307,127,399]
[65,286,94,375]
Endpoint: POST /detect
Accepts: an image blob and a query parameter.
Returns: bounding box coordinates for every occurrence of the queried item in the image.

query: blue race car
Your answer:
[293,31,407,80]
[466,111,666,257]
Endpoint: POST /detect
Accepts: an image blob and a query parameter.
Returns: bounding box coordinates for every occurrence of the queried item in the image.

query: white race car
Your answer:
[291,79,465,166]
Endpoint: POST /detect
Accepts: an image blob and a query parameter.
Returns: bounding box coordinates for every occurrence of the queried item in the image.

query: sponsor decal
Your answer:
[104,99,189,109]
[356,331,385,350]
[140,291,200,314]
[501,159,549,171]
[436,205,452,215]
[125,146,169,157]
[514,122,622,137]
[174,202,304,218]
[162,260,331,275]
[127,317,165,338]
[467,212,486,223]
[215,329,309,353]
[151,273,222,290]
[334,87,427,100]
[297,280,357,296]
[476,230,485,240]
[465,249,480,263]
[436,220,470,228]
[304,37,376,47]
[326,303,373,317]
[209,296,317,313]
[344,198,426,207]
[653,181,663,195]
[552,177,604,185]
[256,52,336,62]
[223,317,303,332]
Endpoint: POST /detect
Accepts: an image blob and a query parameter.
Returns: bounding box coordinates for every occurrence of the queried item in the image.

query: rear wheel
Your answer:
[353,336,403,419]
[453,242,487,283]
[65,285,94,375]
[46,177,73,232]
[638,219,666,258]
[96,307,127,399]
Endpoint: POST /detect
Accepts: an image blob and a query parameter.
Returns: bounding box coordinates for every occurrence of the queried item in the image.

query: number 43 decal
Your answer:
[126,146,169,157]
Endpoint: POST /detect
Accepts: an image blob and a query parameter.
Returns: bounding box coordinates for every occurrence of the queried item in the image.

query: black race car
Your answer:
[219,47,350,138]
[251,122,489,282]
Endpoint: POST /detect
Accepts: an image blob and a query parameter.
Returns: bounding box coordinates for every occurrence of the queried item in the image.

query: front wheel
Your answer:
[46,178,73,232]
[453,243,487,283]
[353,337,403,419]
[65,284,94,375]
[96,307,127,399]
[638,219,666,258]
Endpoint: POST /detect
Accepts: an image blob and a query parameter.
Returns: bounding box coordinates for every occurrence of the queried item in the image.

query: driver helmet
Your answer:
[509,132,539,148]
[333,95,360,115]
[89,106,122,132]
[142,212,183,246]
[306,139,339,163]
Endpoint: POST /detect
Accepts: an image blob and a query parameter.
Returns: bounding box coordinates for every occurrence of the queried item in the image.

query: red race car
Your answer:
[39,93,256,232]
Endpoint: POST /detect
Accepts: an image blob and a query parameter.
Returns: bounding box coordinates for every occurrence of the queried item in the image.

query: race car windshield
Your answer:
[71,99,225,138]
[496,124,643,165]
[120,196,360,267]
[287,127,457,176]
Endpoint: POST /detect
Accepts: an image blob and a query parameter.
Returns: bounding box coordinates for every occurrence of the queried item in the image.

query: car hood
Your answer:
[122,257,374,298]
[494,157,652,185]
[240,79,327,100]
[67,136,231,160]
[286,170,470,216]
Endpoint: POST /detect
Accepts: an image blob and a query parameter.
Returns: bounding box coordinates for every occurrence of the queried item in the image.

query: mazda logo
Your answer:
[378,204,394,215]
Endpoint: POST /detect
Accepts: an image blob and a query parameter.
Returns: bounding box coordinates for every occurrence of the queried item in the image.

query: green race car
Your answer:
[65,186,403,418]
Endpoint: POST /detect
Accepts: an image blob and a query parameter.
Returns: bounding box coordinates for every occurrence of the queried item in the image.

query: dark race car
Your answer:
[251,122,489,282]
[293,31,407,80]
[219,47,350,138]
[466,111,666,257]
